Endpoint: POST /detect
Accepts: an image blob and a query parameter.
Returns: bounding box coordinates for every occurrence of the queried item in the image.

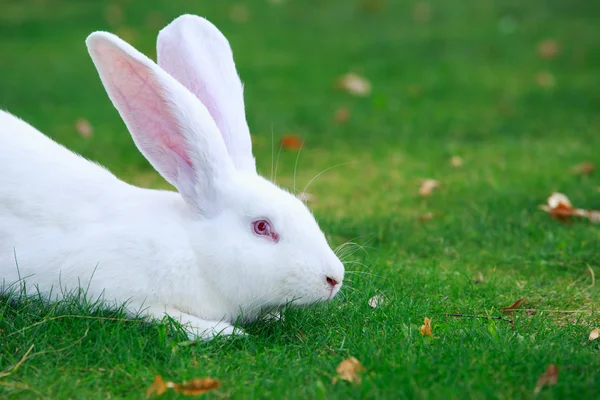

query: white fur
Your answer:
[0,15,344,340]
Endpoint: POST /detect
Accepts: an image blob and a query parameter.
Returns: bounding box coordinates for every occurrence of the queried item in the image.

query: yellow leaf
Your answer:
[336,73,372,96]
[420,317,432,336]
[589,328,599,342]
[74,118,93,138]
[450,156,463,168]
[332,357,365,384]
[419,179,439,197]
[146,376,167,398]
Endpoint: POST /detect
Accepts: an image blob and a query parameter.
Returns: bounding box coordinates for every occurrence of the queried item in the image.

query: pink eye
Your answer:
[252,219,279,242]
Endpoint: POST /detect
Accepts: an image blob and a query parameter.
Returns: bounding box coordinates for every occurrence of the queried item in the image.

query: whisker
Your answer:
[273,135,284,184]
[293,137,305,194]
[302,161,356,194]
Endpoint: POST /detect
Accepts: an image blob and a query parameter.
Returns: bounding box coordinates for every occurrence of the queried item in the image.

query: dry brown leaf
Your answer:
[147,375,220,398]
[502,298,525,312]
[334,107,350,124]
[412,1,432,22]
[533,364,559,395]
[418,212,437,222]
[540,192,600,223]
[173,378,220,395]
[280,134,303,150]
[146,376,168,397]
[332,357,365,384]
[419,317,432,336]
[230,4,249,23]
[74,118,93,138]
[536,71,555,88]
[336,73,372,96]
[537,39,560,59]
[368,295,384,308]
[450,156,463,168]
[588,327,599,342]
[419,179,440,197]
[571,162,594,175]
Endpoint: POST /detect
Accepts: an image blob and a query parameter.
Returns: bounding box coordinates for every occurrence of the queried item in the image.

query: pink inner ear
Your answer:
[104,46,193,173]
[159,46,231,152]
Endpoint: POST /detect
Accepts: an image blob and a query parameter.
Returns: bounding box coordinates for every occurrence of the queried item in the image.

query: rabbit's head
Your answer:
[86,15,344,316]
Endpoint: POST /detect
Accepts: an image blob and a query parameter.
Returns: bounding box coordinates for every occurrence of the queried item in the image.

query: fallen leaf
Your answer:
[146,376,168,398]
[537,39,560,59]
[418,212,437,222]
[586,210,600,222]
[296,192,314,203]
[571,162,594,175]
[588,327,599,342]
[334,107,350,124]
[230,4,249,23]
[74,118,93,138]
[332,357,365,384]
[412,1,432,22]
[173,378,220,395]
[420,317,432,336]
[533,364,558,395]
[336,73,372,97]
[536,71,555,88]
[502,298,525,312]
[146,375,220,398]
[280,134,303,150]
[368,295,384,308]
[419,179,440,197]
[539,192,600,223]
[450,156,463,168]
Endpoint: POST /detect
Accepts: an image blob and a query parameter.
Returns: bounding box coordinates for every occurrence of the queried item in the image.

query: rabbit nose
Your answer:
[326,276,340,288]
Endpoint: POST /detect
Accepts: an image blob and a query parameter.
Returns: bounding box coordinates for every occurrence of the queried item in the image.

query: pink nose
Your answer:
[326,276,339,288]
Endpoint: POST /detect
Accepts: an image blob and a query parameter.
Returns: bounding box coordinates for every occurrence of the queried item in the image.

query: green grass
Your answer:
[1,0,599,398]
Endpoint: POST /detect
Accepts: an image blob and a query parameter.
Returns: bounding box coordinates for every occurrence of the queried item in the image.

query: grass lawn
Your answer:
[1,0,599,398]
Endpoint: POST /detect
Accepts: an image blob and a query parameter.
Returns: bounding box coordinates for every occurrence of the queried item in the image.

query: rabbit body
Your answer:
[0,110,239,335]
[0,15,344,339]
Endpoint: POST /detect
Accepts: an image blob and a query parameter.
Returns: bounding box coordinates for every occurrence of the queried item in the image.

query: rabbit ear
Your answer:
[86,31,235,216]
[157,14,256,174]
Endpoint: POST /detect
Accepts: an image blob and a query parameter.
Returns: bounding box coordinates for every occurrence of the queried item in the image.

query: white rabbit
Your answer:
[0,15,344,340]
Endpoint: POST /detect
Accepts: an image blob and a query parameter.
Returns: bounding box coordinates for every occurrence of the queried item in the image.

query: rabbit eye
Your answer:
[252,219,279,242]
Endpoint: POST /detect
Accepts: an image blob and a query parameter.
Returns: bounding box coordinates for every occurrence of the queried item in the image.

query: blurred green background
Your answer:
[1,1,599,398]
